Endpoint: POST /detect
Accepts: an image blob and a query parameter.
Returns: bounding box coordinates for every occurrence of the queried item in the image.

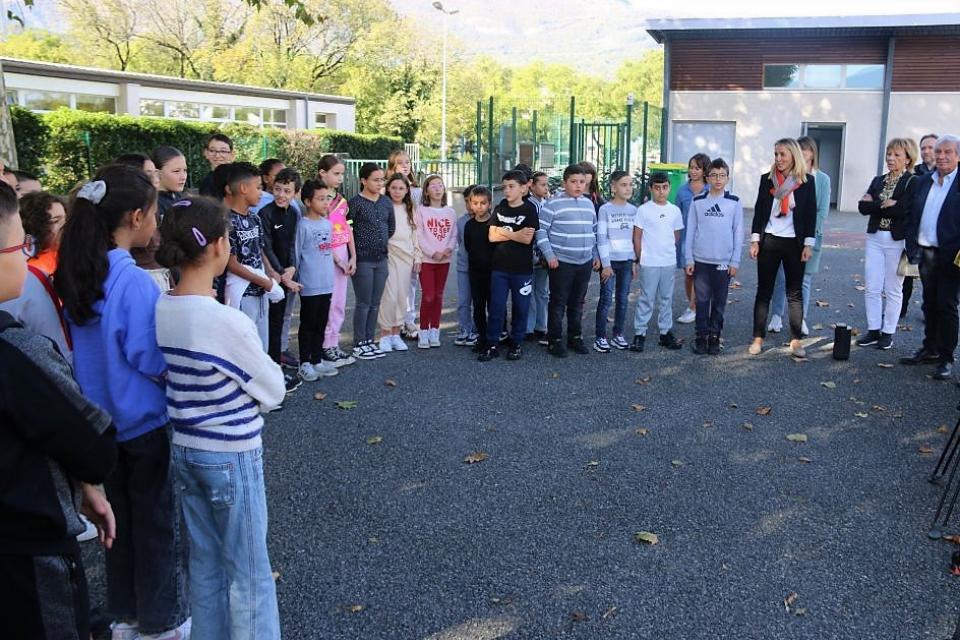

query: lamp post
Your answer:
[432,1,459,162]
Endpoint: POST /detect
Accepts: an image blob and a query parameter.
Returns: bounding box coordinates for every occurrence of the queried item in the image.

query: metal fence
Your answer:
[340,158,477,200]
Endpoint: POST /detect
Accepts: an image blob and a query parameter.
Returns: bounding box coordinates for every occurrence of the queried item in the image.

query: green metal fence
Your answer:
[339,158,477,199]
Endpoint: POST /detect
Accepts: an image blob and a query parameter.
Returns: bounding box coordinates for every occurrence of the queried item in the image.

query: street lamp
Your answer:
[432,1,459,162]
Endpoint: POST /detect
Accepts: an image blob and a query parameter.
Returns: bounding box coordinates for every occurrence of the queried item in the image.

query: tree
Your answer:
[61,0,139,70]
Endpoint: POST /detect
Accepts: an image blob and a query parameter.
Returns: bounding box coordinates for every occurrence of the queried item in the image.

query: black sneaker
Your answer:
[478,345,499,362]
[900,347,941,365]
[284,373,302,395]
[567,337,589,354]
[856,329,881,347]
[692,335,708,355]
[659,331,682,350]
[507,344,522,360]
[534,330,549,346]
[629,335,646,352]
[876,332,894,350]
[707,334,721,355]
[471,340,486,354]
[548,340,568,358]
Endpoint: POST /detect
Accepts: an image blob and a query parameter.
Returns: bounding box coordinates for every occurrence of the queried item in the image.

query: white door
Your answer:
[670,121,737,187]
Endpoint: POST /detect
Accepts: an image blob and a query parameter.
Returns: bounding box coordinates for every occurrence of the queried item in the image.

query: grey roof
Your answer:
[0,57,355,105]
[646,13,960,42]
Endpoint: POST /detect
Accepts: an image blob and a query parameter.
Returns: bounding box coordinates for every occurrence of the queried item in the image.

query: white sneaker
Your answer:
[801,320,809,336]
[378,336,394,353]
[418,332,430,349]
[77,513,98,542]
[354,342,378,360]
[298,363,319,381]
[767,314,783,333]
[677,308,696,324]
[429,327,441,347]
[313,360,339,377]
[391,334,408,351]
[110,622,139,640]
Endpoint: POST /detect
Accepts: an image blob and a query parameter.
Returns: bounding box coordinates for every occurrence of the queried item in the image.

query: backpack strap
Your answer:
[0,309,19,333]
[27,265,73,351]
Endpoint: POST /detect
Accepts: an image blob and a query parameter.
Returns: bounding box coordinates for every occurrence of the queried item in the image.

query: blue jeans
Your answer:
[173,446,280,640]
[456,269,474,336]
[526,266,549,333]
[694,261,730,336]
[634,265,675,336]
[770,266,812,322]
[595,260,633,339]
[487,270,533,346]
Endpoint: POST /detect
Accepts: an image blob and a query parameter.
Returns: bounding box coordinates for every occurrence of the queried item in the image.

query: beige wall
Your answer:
[668,90,886,212]
[886,92,960,148]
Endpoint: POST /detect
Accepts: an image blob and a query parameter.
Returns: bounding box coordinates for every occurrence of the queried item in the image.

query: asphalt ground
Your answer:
[86,210,960,639]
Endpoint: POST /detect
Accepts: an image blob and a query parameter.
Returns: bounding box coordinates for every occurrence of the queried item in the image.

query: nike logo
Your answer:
[274,224,284,229]
[519,281,533,296]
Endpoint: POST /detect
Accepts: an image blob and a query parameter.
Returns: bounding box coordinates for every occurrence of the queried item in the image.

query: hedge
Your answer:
[11,108,403,193]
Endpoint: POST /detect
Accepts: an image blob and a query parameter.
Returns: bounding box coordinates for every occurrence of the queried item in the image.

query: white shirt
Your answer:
[635,201,684,267]
[918,167,958,248]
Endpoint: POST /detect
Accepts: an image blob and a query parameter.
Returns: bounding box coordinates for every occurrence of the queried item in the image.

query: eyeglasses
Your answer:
[206,148,232,156]
[707,173,728,179]
[0,234,35,258]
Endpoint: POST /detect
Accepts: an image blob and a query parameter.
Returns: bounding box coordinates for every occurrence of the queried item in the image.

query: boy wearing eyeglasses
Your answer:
[199,133,236,197]
[684,158,744,355]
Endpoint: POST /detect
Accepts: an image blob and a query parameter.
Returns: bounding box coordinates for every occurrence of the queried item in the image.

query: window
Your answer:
[140,99,164,116]
[167,102,200,119]
[23,90,70,111]
[263,108,287,127]
[314,112,329,128]
[763,63,885,90]
[5,90,18,107]
[234,106,261,126]
[138,99,286,128]
[76,94,116,113]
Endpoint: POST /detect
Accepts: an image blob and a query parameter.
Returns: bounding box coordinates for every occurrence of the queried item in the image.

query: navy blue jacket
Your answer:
[906,170,960,265]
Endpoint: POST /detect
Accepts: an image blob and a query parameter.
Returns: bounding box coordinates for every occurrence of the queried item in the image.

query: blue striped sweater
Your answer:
[155,294,285,452]
[535,194,598,265]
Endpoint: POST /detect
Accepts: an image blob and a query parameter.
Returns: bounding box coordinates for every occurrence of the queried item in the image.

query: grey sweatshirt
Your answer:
[535,194,597,265]
[294,216,335,296]
[684,191,744,268]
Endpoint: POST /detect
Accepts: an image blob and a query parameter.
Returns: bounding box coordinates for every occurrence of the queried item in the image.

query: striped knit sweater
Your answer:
[155,293,285,452]
[535,194,598,265]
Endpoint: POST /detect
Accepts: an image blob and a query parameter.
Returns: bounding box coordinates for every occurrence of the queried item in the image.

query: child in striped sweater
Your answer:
[154,197,285,639]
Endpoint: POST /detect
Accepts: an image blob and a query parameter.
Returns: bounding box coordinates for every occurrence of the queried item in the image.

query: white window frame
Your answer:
[762,63,885,91]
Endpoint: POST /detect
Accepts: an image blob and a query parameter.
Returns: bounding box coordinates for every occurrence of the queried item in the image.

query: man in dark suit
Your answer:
[901,134,960,380]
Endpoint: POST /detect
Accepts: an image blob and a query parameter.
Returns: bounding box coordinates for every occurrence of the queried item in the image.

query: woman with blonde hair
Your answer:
[748,138,818,357]
[378,173,421,352]
[855,137,918,350]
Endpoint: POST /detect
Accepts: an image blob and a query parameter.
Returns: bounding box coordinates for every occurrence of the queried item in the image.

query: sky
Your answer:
[391,0,960,74]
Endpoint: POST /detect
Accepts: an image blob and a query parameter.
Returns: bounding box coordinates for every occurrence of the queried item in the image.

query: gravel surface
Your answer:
[86,210,960,639]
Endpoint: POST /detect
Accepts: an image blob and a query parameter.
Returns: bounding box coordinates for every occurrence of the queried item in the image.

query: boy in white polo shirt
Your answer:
[630,172,684,352]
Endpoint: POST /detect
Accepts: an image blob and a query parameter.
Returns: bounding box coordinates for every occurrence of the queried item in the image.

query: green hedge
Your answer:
[11,108,403,193]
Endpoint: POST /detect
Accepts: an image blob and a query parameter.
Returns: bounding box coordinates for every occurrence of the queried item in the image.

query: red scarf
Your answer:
[770,171,800,217]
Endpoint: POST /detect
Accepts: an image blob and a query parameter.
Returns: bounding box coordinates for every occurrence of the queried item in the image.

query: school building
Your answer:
[646,14,960,212]
[1,57,356,132]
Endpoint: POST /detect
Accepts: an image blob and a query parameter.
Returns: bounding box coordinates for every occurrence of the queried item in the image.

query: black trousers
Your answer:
[754,234,804,339]
[299,293,332,365]
[468,268,491,346]
[104,427,188,635]
[0,549,89,639]
[919,247,960,363]
[901,276,915,318]
[268,285,293,363]
[547,260,593,342]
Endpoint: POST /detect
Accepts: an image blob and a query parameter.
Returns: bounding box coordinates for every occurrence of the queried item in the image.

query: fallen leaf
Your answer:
[335,400,358,410]
[570,611,588,622]
[855,411,869,418]
[742,422,754,431]
[853,378,862,384]
[729,280,743,289]
[671,459,684,467]
[943,535,960,545]
[602,606,618,620]
[271,571,280,581]
[820,381,837,389]
[634,531,660,545]
[847,303,856,308]
[877,363,894,369]
[786,433,808,443]
[549,372,560,379]
[812,323,824,330]
[798,456,812,463]
[815,299,830,308]
[703,420,714,428]
[635,428,650,437]
[783,592,799,612]
[368,536,380,545]
[631,404,647,412]
[756,406,772,416]
[635,376,653,385]
[313,391,327,401]
[384,378,397,388]
[728,402,739,409]
[871,405,887,412]
[464,451,489,464]
[347,604,364,614]
[851,328,861,337]
[365,435,383,445]
[938,425,950,434]
[490,596,513,606]
[919,445,935,454]
[794,607,808,617]
[586,460,600,468]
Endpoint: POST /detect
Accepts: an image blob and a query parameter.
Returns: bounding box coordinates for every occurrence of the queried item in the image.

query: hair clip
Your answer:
[172,199,192,208]
[77,180,107,205]
[192,227,208,247]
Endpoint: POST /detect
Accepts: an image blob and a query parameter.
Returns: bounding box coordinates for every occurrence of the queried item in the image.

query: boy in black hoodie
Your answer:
[0,180,118,639]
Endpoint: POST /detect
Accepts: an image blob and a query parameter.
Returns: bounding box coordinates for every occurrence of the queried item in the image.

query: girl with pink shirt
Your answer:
[415,175,457,348]
[317,154,357,367]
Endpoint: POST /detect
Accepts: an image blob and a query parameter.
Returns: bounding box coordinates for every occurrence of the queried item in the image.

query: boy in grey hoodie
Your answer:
[684,158,744,355]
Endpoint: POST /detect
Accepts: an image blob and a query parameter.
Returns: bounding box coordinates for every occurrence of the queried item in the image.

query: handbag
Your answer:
[898,251,919,278]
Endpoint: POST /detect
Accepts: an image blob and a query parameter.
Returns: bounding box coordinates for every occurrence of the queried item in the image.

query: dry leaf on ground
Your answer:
[855,411,869,418]
[570,611,588,622]
[939,425,950,434]
[384,378,397,388]
[313,391,327,401]
[821,381,837,389]
[635,428,650,437]
[549,372,560,379]
[798,456,812,463]
[365,435,383,445]
[783,592,799,612]
[815,300,830,307]
[602,606,618,620]
[786,433,808,443]
[335,400,358,410]
[877,363,894,369]
[919,445,935,454]
[586,460,600,468]
[634,531,660,545]
[635,376,653,385]
[742,422,754,431]
[347,604,364,613]
[671,459,684,467]
[756,406,772,416]
[631,404,647,412]
[703,421,714,428]
[464,451,489,464]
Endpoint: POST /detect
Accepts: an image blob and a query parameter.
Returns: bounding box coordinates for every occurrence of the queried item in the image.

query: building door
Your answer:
[803,123,844,206]
[670,121,736,187]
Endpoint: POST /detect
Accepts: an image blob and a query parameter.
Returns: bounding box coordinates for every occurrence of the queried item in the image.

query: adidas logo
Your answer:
[704,203,724,217]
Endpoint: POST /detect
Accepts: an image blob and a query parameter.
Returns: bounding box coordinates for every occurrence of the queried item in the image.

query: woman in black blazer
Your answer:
[749,138,817,357]
[855,138,917,350]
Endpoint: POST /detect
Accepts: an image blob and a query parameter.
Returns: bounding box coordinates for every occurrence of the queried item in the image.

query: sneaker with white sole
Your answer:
[465,333,479,346]
[767,314,783,333]
[284,373,302,394]
[390,334,408,351]
[370,343,386,358]
[593,337,611,353]
[677,308,696,324]
[334,347,356,365]
[313,360,339,377]
[418,332,430,349]
[611,335,629,350]
[298,363,319,382]
[110,622,139,640]
[378,336,394,353]
[354,342,378,360]
[429,328,441,347]
[453,334,470,346]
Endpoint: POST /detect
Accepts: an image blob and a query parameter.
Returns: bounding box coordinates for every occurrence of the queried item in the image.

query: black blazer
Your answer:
[906,170,960,264]
[857,172,916,240]
[752,173,817,247]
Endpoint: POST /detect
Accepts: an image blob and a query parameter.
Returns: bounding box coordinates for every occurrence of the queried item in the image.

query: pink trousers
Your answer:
[323,244,350,348]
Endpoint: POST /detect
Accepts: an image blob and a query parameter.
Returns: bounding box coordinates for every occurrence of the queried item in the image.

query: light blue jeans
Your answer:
[526,266,550,333]
[173,445,280,640]
[770,266,813,322]
[634,265,675,336]
[456,269,474,336]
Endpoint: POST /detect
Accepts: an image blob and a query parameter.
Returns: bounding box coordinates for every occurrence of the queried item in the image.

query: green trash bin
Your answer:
[648,162,688,204]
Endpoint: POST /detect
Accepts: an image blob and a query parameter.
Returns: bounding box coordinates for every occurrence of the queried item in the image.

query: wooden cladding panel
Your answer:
[670,35,888,91]
[892,36,960,92]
